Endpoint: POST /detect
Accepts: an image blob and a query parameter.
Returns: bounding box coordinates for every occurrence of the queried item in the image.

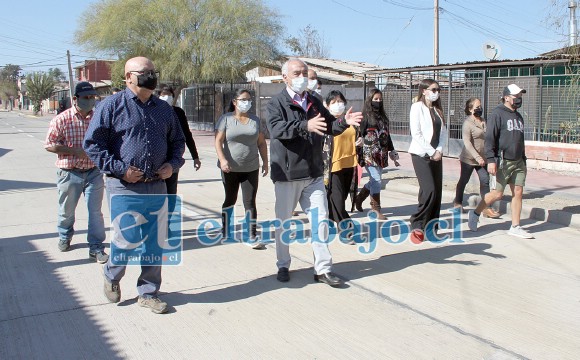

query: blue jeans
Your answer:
[103,177,166,298]
[56,168,106,251]
[364,165,383,195]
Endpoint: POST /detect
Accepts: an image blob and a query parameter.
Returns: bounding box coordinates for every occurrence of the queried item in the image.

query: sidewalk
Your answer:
[1,115,579,359]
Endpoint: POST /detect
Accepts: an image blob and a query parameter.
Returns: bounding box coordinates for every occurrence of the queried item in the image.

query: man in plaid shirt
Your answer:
[45,82,108,263]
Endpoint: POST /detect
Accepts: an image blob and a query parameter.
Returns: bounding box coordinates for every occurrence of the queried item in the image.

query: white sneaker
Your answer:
[467,210,479,232]
[508,225,534,239]
[247,236,266,250]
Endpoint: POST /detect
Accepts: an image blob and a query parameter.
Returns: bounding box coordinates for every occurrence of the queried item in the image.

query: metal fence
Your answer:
[181,72,580,152]
[369,69,580,155]
[181,82,367,136]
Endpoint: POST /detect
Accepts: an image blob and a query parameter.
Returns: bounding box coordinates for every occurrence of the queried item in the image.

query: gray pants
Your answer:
[274,177,333,275]
[103,177,166,298]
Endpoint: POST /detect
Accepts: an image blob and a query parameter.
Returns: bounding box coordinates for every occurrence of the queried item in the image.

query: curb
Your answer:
[390,183,580,231]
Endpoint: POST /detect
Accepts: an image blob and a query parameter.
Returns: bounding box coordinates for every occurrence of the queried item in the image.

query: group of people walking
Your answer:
[44,56,532,314]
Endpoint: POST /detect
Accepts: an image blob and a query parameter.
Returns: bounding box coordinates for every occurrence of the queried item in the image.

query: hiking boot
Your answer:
[138,296,168,314]
[89,250,109,264]
[103,276,121,303]
[58,239,71,252]
[508,225,534,239]
[354,187,370,212]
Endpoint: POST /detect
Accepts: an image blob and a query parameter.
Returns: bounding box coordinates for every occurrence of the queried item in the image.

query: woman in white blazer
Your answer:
[408,79,447,243]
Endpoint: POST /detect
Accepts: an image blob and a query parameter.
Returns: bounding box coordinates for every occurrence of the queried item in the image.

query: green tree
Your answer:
[0,64,22,109]
[285,24,330,58]
[75,0,283,84]
[47,67,67,83]
[26,72,55,115]
[0,64,22,82]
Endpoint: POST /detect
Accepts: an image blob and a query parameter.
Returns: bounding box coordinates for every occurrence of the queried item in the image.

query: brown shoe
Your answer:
[369,194,387,220]
[354,187,370,212]
[482,207,501,219]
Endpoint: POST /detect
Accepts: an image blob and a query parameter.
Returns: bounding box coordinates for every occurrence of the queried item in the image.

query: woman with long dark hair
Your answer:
[451,97,500,218]
[354,89,397,220]
[215,89,269,249]
[408,79,447,242]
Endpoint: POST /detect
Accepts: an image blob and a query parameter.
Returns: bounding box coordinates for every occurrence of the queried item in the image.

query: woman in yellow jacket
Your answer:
[323,90,358,230]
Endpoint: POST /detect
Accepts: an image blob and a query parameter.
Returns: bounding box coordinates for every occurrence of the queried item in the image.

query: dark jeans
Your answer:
[453,161,490,205]
[165,171,179,195]
[410,154,443,231]
[222,170,259,239]
[327,167,354,224]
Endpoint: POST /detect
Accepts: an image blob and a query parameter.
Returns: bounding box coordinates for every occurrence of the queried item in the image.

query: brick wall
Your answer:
[526,141,580,163]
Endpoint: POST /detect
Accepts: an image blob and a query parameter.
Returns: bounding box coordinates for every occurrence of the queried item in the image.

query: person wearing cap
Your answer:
[468,84,533,239]
[45,81,108,263]
[84,56,185,314]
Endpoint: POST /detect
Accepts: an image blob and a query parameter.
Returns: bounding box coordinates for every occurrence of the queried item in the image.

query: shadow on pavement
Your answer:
[0,179,54,192]
[0,230,123,359]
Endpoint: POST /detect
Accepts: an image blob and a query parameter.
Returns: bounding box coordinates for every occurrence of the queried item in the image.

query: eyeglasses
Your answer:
[236,98,252,101]
[129,70,159,77]
[427,87,441,93]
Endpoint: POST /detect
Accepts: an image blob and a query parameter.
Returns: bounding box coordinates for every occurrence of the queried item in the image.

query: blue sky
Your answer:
[0,0,570,76]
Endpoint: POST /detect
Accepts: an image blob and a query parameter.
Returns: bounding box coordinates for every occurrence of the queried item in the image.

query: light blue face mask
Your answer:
[237,100,252,113]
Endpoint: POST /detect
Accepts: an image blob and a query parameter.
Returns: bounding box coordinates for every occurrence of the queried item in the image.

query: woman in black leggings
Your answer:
[451,97,500,218]
[215,89,269,249]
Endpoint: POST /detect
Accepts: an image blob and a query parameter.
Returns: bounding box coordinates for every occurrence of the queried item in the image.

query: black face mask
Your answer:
[371,101,382,110]
[473,108,483,117]
[136,73,158,90]
[512,97,523,109]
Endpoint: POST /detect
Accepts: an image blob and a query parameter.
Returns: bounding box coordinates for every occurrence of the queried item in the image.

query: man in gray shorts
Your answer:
[468,84,533,239]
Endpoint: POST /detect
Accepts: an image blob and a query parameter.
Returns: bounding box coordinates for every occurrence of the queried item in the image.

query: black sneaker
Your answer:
[89,250,109,264]
[58,239,71,252]
[277,267,290,282]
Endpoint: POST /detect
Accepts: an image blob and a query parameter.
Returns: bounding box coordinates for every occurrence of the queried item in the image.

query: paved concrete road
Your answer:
[1,111,579,359]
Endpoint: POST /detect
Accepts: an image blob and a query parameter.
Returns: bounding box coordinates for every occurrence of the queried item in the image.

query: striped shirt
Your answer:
[45,106,96,170]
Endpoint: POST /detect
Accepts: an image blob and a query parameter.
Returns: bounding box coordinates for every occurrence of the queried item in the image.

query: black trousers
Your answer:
[327,167,355,224]
[453,161,490,205]
[410,154,443,231]
[165,172,179,195]
[222,169,259,238]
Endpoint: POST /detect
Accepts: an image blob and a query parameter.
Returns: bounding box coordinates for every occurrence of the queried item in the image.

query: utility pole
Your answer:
[570,1,578,47]
[434,0,439,65]
[67,50,74,106]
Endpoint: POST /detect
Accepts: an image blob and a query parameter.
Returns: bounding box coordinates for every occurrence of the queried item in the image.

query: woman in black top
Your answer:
[159,85,202,195]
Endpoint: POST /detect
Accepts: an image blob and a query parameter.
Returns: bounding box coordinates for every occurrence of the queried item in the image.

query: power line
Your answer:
[381,0,432,11]
[330,0,410,19]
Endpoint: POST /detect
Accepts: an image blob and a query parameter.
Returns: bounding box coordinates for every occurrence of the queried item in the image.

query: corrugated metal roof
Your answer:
[298,57,386,75]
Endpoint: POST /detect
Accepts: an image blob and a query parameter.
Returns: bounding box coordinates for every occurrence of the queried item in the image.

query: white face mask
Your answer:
[290,76,308,94]
[315,88,322,96]
[236,100,252,113]
[160,95,173,105]
[307,79,318,91]
[329,102,345,116]
[426,92,439,102]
